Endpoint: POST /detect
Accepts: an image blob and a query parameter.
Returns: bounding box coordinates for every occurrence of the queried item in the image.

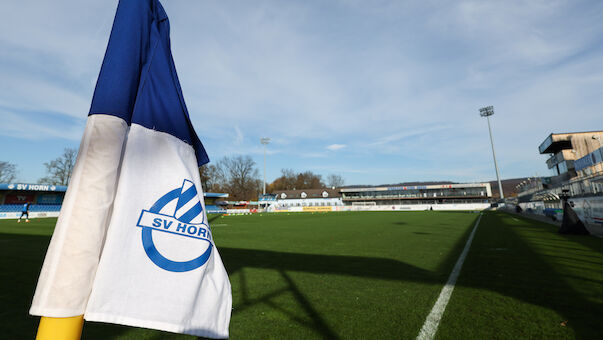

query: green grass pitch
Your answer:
[1,211,602,339]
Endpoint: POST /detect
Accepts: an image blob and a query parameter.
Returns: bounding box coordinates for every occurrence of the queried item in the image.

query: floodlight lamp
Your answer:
[479,106,494,117]
[260,137,271,145]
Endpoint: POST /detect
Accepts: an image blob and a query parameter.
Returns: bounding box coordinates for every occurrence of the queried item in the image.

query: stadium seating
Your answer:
[0,204,62,212]
[0,204,224,214]
[205,205,226,214]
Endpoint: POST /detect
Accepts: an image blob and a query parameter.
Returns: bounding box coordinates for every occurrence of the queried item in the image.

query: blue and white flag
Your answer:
[31,0,231,338]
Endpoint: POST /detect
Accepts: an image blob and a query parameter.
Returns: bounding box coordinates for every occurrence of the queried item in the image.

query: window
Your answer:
[558,161,568,174]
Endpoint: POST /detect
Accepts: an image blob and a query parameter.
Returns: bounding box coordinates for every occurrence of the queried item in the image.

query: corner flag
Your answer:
[30,0,231,338]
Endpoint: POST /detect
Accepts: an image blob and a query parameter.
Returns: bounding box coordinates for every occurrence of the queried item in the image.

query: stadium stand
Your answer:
[204,192,228,214]
[340,183,491,205]
[0,183,66,219]
[514,130,603,236]
[0,204,62,212]
[0,182,229,218]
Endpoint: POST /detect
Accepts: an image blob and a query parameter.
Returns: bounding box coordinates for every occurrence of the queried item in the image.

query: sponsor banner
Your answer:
[0,183,67,192]
[387,186,427,191]
[569,196,603,236]
[302,206,334,212]
[517,196,603,237]
[0,212,60,219]
[37,194,64,205]
[4,194,35,204]
[226,209,252,214]
[271,203,490,213]
[339,203,490,212]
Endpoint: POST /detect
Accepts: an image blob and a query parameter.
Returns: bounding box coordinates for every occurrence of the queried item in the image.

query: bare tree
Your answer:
[38,148,78,186]
[269,169,325,191]
[199,164,225,193]
[295,171,324,189]
[0,161,18,183]
[217,155,260,200]
[327,174,345,188]
[268,168,296,191]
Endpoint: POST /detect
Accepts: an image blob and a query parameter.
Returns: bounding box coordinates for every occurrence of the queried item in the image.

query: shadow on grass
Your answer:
[219,248,441,339]
[0,232,135,340]
[453,212,603,339]
[207,214,222,224]
[217,217,481,339]
[557,232,603,255]
[13,211,596,339]
[1,227,448,339]
[220,247,434,281]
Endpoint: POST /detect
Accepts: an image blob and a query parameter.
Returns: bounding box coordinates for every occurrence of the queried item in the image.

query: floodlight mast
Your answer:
[479,106,504,199]
[260,137,271,196]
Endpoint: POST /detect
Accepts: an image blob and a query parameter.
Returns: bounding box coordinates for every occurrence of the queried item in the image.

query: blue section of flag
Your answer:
[178,201,204,224]
[88,0,152,123]
[88,0,209,166]
[174,180,204,223]
[175,181,197,213]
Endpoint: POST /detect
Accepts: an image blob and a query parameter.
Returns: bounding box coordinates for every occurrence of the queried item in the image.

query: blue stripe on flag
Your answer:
[149,188,180,214]
[177,201,203,223]
[176,185,197,213]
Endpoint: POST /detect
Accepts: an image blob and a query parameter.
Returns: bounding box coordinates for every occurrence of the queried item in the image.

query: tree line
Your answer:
[200,157,345,200]
[2,149,345,201]
[1,148,77,186]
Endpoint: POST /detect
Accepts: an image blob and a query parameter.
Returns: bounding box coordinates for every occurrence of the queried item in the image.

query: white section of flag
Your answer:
[84,124,232,339]
[30,115,128,317]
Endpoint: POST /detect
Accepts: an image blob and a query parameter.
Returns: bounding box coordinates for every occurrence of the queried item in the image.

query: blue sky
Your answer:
[1,0,603,186]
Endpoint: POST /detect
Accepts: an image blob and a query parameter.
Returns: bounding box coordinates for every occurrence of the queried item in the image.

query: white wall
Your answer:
[568,196,603,236]
[0,211,60,219]
[335,203,490,212]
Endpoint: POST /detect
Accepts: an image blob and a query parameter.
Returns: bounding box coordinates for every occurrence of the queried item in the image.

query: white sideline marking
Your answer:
[416,213,482,340]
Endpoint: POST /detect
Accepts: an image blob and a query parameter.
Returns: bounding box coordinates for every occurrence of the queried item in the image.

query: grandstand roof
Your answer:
[539,131,603,154]
[0,183,227,199]
[204,192,229,198]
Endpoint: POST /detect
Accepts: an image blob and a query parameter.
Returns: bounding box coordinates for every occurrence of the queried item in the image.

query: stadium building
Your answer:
[340,183,492,210]
[0,182,229,218]
[204,192,229,214]
[260,184,492,212]
[265,189,343,212]
[0,183,66,219]
[516,131,603,235]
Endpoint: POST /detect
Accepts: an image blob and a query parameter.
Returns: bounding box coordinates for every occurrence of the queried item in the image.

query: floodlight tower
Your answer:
[260,137,271,195]
[479,106,504,199]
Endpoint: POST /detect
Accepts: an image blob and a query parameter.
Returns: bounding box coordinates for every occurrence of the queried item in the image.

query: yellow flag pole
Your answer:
[36,316,84,340]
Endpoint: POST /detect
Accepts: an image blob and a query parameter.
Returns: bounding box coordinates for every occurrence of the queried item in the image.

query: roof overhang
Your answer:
[538,134,573,154]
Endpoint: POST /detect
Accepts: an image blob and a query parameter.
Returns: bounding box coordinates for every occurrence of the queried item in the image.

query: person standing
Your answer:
[18,202,30,223]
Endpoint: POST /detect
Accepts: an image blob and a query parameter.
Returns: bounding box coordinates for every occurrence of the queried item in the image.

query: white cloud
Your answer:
[234,126,244,145]
[326,144,347,151]
[2,0,603,183]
